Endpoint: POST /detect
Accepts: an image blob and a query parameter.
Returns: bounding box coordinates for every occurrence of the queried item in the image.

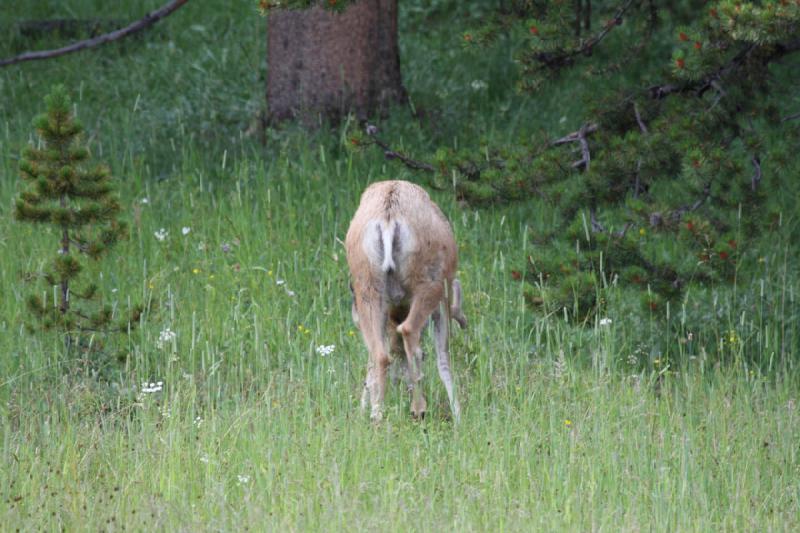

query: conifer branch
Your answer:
[526,0,639,71]
[552,123,599,145]
[590,208,605,233]
[751,155,762,192]
[553,123,597,170]
[576,124,592,171]
[633,163,642,198]
[633,103,648,134]
[69,238,92,254]
[0,0,190,68]
[782,112,800,123]
[364,124,436,173]
[589,209,631,238]
[69,309,120,333]
[667,183,711,223]
[649,38,800,102]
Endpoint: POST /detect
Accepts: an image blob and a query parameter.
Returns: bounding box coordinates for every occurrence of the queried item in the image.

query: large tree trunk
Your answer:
[266,0,405,125]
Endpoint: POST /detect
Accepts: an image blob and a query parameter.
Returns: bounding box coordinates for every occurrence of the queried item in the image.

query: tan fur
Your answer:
[345,180,464,422]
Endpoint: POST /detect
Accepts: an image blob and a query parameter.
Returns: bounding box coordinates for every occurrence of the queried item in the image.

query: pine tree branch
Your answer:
[364,124,436,173]
[576,124,592,171]
[751,155,762,192]
[667,183,711,223]
[69,238,91,254]
[782,111,800,123]
[579,0,637,52]
[648,45,754,100]
[551,123,599,145]
[0,0,190,68]
[633,102,648,134]
[633,160,642,199]
[68,287,95,300]
[552,123,597,170]
[590,208,605,232]
[69,308,123,333]
[649,38,800,102]
[526,0,639,71]
[590,208,632,238]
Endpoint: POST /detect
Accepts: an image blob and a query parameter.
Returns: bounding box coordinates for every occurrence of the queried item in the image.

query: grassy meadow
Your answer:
[1,0,799,530]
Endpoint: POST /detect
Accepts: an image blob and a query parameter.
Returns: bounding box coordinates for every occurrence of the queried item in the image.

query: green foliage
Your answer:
[447,0,800,319]
[14,85,139,339]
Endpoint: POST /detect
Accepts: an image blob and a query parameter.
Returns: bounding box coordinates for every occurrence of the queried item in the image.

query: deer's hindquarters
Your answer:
[346,180,461,422]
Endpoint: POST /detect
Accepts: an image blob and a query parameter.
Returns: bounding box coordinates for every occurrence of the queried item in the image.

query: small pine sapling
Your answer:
[15,85,143,344]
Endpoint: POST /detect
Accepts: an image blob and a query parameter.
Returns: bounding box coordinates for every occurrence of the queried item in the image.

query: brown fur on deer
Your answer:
[345,180,466,422]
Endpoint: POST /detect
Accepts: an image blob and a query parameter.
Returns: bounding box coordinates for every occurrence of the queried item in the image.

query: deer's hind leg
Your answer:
[355,295,391,422]
[432,299,460,422]
[396,282,444,419]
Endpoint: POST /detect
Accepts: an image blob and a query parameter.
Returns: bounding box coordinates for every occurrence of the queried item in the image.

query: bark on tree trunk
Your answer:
[266,0,405,125]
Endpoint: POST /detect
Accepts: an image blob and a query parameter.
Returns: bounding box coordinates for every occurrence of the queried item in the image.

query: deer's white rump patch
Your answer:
[361,218,414,274]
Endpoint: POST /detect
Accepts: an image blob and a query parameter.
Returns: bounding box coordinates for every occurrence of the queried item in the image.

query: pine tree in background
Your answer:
[15,85,141,341]
[444,0,800,319]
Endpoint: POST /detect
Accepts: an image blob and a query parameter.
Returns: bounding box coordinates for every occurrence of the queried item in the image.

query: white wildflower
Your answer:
[141,380,164,394]
[194,416,203,428]
[470,79,488,91]
[199,453,210,464]
[182,226,191,236]
[157,327,176,349]
[141,197,150,204]
[154,228,168,241]
[275,278,295,296]
[316,344,336,357]
[237,474,250,485]
[599,317,612,327]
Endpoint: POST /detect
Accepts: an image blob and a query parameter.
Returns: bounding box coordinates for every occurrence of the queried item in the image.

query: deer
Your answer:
[345,180,466,423]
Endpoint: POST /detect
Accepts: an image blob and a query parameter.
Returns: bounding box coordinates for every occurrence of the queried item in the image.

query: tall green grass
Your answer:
[1,0,798,530]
